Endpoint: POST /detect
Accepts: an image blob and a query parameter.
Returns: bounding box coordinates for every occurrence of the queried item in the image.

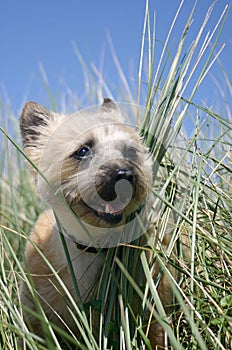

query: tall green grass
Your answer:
[1,1,231,349]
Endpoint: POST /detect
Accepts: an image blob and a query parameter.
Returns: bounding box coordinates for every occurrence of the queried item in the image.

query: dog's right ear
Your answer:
[20,102,51,147]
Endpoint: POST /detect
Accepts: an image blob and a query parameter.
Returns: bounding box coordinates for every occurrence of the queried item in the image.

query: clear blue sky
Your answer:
[0,0,231,115]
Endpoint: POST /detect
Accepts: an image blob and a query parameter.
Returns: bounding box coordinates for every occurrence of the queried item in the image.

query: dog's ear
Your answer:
[100,98,124,122]
[101,98,119,112]
[20,102,51,146]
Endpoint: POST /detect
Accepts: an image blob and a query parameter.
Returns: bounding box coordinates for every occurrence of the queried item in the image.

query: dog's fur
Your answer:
[20,99,175,348]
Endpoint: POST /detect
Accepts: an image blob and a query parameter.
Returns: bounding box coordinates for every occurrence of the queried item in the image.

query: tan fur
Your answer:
[21,210,103,335]
[20,99,179,349]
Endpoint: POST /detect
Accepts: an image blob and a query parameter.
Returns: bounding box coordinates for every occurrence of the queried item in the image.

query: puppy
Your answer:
[20,98,174,348]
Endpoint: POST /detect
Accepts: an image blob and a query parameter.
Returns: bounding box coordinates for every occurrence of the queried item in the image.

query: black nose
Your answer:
[111,168,134,185]
[96,164,135,202]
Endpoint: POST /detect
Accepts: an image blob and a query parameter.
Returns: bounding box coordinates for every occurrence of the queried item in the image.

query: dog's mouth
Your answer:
[84,199,126,225]
[95,201,125,224]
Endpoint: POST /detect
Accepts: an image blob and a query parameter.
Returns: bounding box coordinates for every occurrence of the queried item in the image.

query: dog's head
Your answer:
[20,99,153,246]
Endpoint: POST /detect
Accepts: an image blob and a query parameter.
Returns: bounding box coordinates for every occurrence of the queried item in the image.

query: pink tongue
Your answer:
[108,201,125,213]
[100,200,125,215]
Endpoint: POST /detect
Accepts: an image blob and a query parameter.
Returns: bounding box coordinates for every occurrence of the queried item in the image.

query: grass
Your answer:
[0,1,231,349]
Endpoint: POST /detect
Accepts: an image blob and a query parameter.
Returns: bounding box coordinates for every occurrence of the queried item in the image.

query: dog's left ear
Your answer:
[101,98,119,112]
[100,98,124,122]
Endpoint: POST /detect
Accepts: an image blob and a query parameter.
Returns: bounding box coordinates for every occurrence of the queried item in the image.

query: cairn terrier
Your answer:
[20,98,175,349]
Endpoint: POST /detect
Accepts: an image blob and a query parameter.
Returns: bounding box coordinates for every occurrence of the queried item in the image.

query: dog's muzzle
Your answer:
[94,166,135,224]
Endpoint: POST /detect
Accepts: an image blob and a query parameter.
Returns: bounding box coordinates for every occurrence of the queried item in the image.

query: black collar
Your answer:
[75,241,109,254]
[56,219,109,254]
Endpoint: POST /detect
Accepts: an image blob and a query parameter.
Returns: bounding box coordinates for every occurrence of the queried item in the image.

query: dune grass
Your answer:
[0,1,231,349]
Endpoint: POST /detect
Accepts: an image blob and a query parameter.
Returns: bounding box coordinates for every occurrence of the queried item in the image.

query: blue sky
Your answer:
[0,0,231,115]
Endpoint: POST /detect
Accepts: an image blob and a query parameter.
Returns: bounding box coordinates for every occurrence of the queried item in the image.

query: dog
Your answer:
[20,98,176,349]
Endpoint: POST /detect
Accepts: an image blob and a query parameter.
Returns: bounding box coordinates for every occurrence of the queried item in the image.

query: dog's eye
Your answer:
[73,146,90,160]
[125,147,137,161]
